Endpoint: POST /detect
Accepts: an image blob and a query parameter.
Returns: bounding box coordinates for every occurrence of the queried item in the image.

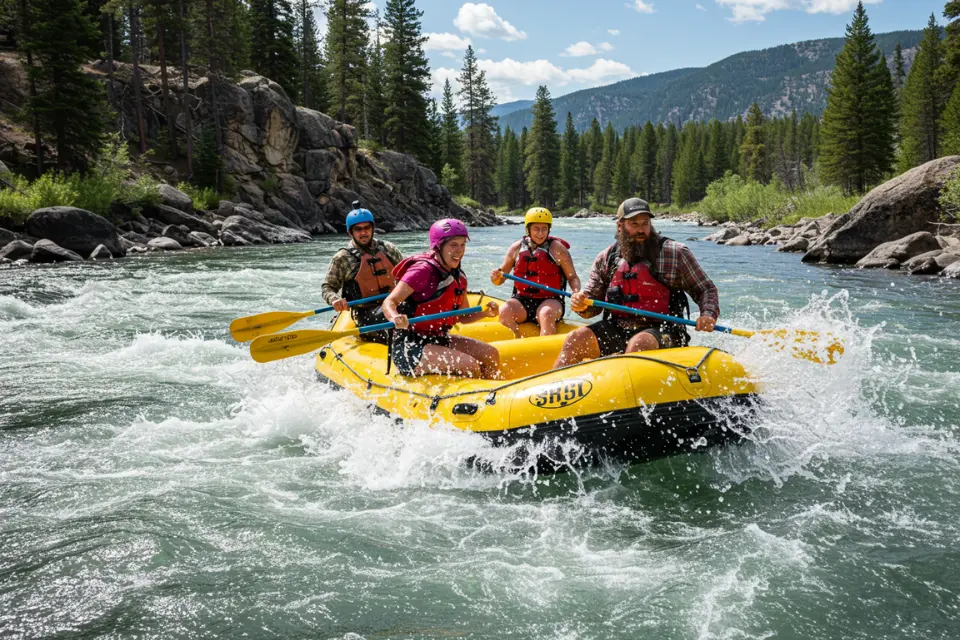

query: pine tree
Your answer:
[22,0,107,170]
[592,123,615,205]
[523,85,561,207]
[324,0,369,125]
[576,135,588,205]
[365,11,386,142]
[439,79,463,194]
[518,126,529,207]
[382,0,431,160]
[558,112,579,208]
[819,2,896,193]
[893,42,906,93]
[672,123,706,204]
[899,14,946,170]
[425,97,443,177]
[704,119,727,181]
[635,121,657,202]
[250,0,299,99]
[657,123,678,204]
[740,103,767,182]
[458,46,498,204]
[191,0,251,78]
[144,0,179,158]
[944,1,960,91]
[294,0,328,111]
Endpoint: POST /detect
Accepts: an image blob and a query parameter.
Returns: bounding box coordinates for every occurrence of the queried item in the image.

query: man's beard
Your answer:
[617,228,658,264]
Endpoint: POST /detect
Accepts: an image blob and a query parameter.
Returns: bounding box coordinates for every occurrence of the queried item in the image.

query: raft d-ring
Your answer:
[486,391,497,405]
[429,397,441,412]
[685,368,703,384]
[366,379,373,391]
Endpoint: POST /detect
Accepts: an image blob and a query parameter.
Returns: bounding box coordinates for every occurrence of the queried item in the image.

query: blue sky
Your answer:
[383,0,946,104]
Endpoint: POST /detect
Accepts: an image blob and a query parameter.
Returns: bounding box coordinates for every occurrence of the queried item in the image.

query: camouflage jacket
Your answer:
[321,238,404,306]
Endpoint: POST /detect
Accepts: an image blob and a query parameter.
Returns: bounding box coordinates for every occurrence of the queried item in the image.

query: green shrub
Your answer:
[177,181,221,211]
[263,168,280,196]
[118,175,163,214]
[0,175,35,226]
[30,172,80,209]
[938,167,960,223]
[358,138,383,153]
[454,194,481,209]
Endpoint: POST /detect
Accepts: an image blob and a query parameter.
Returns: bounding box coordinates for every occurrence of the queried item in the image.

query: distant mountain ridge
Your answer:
[498,29,924,133]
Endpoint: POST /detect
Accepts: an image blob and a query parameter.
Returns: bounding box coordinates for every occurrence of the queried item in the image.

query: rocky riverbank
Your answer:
[0,60,505,266]
[699,156,960,279]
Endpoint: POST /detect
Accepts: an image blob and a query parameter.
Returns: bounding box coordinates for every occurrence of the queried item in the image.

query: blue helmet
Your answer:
[345,201,374,232]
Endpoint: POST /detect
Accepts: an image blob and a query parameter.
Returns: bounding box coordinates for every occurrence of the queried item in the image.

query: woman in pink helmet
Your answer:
[382,219,501,378]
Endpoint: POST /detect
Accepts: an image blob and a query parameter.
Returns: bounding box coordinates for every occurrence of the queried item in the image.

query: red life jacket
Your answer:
[342,244,398,302]
[393,252,468,336]
[512,236,570,298]
[606,258,671,318]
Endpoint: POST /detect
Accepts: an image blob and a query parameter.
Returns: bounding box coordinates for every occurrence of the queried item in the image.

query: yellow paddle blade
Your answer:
[755,328,845,365]
[230,310,313,342]
[250,327,360,363]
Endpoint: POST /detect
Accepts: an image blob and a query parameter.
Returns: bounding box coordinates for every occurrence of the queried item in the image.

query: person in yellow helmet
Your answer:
[490,207,581,336]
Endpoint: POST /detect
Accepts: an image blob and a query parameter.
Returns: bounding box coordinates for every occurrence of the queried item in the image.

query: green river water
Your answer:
[1,218,959,639]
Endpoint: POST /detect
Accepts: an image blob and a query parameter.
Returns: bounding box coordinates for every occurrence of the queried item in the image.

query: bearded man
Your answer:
[553,198,719,368]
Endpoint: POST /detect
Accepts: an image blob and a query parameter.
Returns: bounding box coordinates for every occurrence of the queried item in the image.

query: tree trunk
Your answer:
[19,0,43,174]
[177,0,193,178]
[206,0,223,192]
[155,0,177,159]
[129,2,148,154]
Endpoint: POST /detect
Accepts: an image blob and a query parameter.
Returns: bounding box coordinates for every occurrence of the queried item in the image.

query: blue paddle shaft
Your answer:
[501,272,734,334]
[313,293,389,315]
[359,305,483,335]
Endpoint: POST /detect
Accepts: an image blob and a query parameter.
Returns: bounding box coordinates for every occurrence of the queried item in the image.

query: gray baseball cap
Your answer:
[616,198,654,219]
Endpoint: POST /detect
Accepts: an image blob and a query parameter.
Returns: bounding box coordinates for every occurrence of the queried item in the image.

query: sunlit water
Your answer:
[1,219,959,638]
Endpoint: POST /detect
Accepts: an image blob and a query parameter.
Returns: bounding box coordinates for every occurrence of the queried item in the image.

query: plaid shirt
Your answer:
[321,238,404,306]
[580,239,720,322]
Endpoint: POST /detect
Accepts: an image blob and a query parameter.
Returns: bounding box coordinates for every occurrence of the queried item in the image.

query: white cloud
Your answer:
[628,0,655,13]
[432,56,637,102]
[608,29,621,36]
[424,32,472,53]
[716,0,880,23]
[561,41,599,57]
[478,48,487,54]
[599,42,614,52]
[696,3,707,10]
[453,2,527,41]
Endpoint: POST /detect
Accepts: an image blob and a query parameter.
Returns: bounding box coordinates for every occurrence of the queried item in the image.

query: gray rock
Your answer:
[25,206,126,257]
[941,261,960,278]
[220,214,311,245]
[748,232,767,245]
[804,156,960,264]
[30,239,84,262]
[143,203,217,235]
[725,233,751,246]
[857,257,901,269]
[147,237,183,251]
[157,184,194,214]
[217,200,236,217]
[705,227,740,243]
[189,231,218,247]
[854,232,943,268]
[0,240,33,261]
[0,257,10,265]
[297,107,342,149]
[0,227,16,245]
[162,224,200,247]
[938,235,960,250]
[88,244,113,260]
[120,236,145,252]
[779,236,810,252]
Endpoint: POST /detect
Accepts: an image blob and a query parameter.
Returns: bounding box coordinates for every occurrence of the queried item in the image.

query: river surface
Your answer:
[2,218,959,639]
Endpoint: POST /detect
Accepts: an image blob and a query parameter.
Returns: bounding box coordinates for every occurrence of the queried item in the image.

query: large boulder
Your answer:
[143,203,217,235]
[30,239,83,262]
[854,232,943,269]
[705,227,740,243]
[297,107,343,149]
[24,206,126,258]
[942,261,960,278]
[803,156,960,264]
[0,227,15,246]
[147,237,183,251]
[219,214,311,245]
[0,240,33,261]
[725,233,751,246]
[778,235,810,253]
[157,184,193,214]
[237,76,299,170]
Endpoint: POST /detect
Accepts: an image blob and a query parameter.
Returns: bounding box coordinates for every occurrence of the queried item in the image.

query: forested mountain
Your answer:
[490,100,534,119]
[499,29,925,132]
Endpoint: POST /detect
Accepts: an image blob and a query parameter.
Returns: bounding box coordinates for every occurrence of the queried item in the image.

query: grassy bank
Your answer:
[695,173,859,226]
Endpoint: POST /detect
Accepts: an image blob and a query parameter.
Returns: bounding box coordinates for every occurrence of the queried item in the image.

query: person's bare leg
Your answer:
[497,298,527,338]
[552,327,601,368]
[625,331,659,353]
[449,335,501,379]
[535,299,563,336]
[414,344,482,377]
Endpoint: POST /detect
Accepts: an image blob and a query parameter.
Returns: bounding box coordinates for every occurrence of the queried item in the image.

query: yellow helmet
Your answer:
[524,207,553,227]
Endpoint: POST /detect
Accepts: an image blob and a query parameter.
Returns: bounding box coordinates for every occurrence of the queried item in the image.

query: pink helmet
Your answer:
[429,218,470,250]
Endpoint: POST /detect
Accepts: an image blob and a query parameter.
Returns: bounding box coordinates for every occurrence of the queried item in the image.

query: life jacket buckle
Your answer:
[622,272,638,280]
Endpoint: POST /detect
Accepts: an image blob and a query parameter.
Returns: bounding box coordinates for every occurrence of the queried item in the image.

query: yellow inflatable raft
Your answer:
[315,292,760,470]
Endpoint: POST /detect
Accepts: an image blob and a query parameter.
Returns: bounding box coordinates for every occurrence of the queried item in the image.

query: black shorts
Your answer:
[390,330,452,376]
[512,295,565,325]
[351,305,389,345]
[585,318,665,357]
